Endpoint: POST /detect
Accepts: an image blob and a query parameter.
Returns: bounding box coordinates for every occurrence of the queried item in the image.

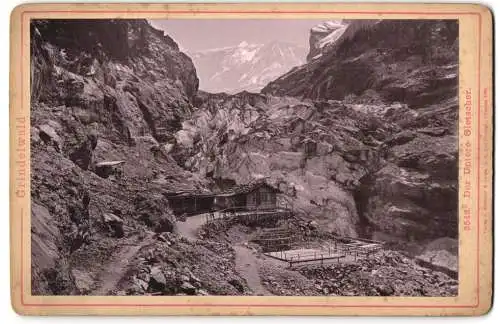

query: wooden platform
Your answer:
[265,248,345,267]
[263,238,384,267]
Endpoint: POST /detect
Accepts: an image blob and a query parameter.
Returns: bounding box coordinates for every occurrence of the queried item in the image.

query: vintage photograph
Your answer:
[30,18,459,297]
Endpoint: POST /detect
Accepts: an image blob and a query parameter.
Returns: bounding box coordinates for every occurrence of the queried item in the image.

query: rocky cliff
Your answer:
[263,20,458,108]
[31,19,199,142]
[263,20,458,248]
[30,19,233,295]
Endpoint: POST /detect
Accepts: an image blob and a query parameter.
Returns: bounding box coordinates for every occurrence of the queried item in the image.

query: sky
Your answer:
[149,19,326,52]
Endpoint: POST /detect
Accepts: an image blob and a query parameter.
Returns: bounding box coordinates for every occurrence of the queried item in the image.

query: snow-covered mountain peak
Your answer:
[189,41,306,94]
[311,20,344,33]
[238,40,250,47]
[307,20,349,61]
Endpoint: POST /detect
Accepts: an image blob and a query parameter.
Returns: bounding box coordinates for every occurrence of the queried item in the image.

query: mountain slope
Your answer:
[189,41,306,94]
[264,19,459,247]
[30,19,248,296]
[262,20,458,108]
[174,20,459,249]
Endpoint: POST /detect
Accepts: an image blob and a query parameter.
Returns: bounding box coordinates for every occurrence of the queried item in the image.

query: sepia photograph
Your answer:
[29,17,461,298]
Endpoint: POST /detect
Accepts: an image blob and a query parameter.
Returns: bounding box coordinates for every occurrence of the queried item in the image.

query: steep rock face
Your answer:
[415,237,458,278]
[355,94,458,244]
[189,41,306,94]
[32,20,199,143]
[30,19,208,295]
[260,19,458,248]
[263,20,458,108]
[307,20,348,61]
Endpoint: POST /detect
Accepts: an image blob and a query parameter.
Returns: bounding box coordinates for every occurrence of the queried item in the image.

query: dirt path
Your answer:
[234,245,271,296]
[91,234,154,295]
[176,213,206,241]
[176,214,271,295]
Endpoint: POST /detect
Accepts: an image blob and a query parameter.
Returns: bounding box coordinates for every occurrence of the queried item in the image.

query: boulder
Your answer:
[197,289,209,296]
[228,278,245,293]
[307,220,319,230]
[149,266,167,291]
[187,270,201,283]
[102,212,124,238]
[102,212,123,224]
[69,133,98,170]
[133,276,149,291]
[180,281,197,295]
[134,193,176,233]
[38,124,62,151]
[94,161,125,179]
[376,284,395,296]
[71,269,94,293]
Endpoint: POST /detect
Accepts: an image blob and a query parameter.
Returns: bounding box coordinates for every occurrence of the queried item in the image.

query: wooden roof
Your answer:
[165,179,281,200]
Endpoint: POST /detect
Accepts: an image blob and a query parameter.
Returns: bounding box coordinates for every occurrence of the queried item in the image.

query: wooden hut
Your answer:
[165,179,285,217]
[165,192,216,216]
[214,179,281,211]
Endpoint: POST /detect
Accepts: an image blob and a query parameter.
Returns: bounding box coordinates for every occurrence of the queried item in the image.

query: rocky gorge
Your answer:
[30,19,458,296]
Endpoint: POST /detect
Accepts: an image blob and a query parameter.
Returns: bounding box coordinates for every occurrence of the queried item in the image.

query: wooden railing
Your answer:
[287,253,345,268]
[203,206,293,225]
